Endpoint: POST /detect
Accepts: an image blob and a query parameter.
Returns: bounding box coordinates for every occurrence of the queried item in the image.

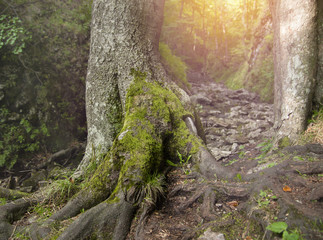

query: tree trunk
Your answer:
[24,1,231,239]
[270,0,318,143]
[76,0,167,174]
[315,0,323,106]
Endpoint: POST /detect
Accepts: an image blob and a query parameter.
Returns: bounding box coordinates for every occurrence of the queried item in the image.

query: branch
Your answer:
[18,55,43,85]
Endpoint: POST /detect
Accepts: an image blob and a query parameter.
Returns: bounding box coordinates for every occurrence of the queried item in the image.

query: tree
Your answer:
[4,1,228,239]
[1,1,323,239]
[270,0,322,143]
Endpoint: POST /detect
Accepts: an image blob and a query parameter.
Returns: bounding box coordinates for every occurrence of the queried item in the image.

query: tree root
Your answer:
[0,198,38,240]
[0,186,29,200]
[56,192,136,240]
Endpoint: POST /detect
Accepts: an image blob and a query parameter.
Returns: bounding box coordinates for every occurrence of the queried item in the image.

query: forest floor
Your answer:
[1,72,323,240]
[126,73,323,240]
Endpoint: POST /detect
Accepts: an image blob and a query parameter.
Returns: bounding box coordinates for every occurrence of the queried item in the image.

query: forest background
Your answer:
[0,0,319,173]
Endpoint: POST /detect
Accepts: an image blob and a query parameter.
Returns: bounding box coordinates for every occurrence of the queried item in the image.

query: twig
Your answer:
[18,55,43,85]
[9,224,17,239]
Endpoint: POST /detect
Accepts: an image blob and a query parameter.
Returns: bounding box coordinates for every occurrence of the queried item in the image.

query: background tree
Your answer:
[269,0,322,143]
[162,0,274,102]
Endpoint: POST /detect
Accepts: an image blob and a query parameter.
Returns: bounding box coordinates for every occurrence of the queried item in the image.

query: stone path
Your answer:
[189,77,274,163]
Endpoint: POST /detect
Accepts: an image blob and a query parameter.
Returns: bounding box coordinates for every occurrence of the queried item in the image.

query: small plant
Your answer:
[13,231,29,240]
[0,198,6,206]
[266,221,300,240]
[256,189,277,208]
[295,169,307,179]
[126,173,166,206]
[256,139,274,160]
[238,145,246,158]
[32,203,54,221]
[167,151,192,175]
[225,158,238,166]
[235,173,242,182]
[267,162,277,168]
[48,177,80,204]
[293,156,304,161]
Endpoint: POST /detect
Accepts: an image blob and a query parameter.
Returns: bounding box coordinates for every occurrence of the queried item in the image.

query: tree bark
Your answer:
[315,0,323,106]
[76,0,167,174]
[270,0,318,142]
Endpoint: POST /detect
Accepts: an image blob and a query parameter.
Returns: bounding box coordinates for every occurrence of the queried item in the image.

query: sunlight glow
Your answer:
[226,0,241,7]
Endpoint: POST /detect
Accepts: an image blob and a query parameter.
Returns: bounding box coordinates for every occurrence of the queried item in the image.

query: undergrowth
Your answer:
[159,42,191,90]
[302,108,323,144]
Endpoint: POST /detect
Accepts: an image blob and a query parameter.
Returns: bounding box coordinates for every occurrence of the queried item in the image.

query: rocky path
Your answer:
[127,76,278,240]
[190,78,274,163]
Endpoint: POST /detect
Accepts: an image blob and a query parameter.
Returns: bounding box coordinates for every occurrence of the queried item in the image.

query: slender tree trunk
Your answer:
[270,0,318,142]
[179,0,184,18]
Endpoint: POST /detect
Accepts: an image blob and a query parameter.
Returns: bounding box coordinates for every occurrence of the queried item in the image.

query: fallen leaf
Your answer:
[227,200,239,208]
[283,185,292,192]
[244,237,253,240]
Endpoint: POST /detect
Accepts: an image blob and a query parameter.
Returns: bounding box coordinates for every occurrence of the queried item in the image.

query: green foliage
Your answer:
[167,151,192,175]
[0,14,31,54]
[0,198,6,206]
[267,221,288,233]
[238,145,246,158]
[32,203,54,220]
[124,173,166,207]
[159,42,190,90]
[0,108,50,168]
[142,173,166,206]
[309,107,323,123]
[256,189,277,208]
[225,158,238,166]
[301,106,323,144]
[234,173,242,182]
[13,231,29,240]
[266,222,301,240]
[49,177,81,204]
[162,0,273,102]
[257,139,273,155]
[0,0,91,170]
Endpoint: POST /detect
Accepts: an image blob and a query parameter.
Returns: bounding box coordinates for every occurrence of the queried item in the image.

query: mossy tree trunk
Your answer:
[23,0,230,239]
[75,0,168,174]
[269,0,320,143]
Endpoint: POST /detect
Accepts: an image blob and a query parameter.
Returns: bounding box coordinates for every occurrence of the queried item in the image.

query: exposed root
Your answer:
[135,204,155,240]
[176,185,206,212]
[0,186,29,200]
[56,192,136,240]
[0,198,39,240]
[200,187,217,221]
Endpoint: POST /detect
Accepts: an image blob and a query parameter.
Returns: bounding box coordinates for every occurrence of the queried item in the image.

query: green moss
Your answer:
[278,136,291,149]
[159,42,191,90]
[87,69,203,206]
